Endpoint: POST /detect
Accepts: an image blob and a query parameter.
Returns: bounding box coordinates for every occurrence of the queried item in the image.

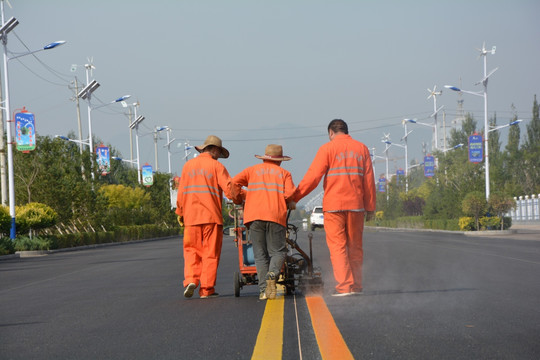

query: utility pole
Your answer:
[73,77,84,155]
[0,69,5,206]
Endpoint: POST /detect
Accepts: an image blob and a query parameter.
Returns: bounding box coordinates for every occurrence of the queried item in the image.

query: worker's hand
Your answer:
[177,215,184,227]
[365,211,375,222]
[287,201,296,210]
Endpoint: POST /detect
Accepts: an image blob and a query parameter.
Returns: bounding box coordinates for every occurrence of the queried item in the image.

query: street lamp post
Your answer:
[0,14,66,238]
[121,101,140,167]
[129,115,145,184]
[403,118,438,152]
[383,139,408,193]
[162,128,176,175]
[445,43,497,200]
[154,126,169,172]
[77,80,130,180]
[401,119,415,193]
[427,86,444,151]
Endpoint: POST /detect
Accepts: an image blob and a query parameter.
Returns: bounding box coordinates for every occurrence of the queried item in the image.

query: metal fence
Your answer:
[508,194,540,222]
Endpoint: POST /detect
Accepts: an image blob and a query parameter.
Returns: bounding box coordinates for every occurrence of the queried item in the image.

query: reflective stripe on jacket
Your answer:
[232,161,295,227]
[294,134,376,212]
[176,152,233,226]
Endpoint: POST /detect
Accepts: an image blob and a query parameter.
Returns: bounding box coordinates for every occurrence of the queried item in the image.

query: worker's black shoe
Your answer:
[183,283,197,298]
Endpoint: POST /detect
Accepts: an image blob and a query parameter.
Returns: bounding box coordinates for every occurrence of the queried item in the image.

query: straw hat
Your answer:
[195,135,230,159]
[255,144,291,162]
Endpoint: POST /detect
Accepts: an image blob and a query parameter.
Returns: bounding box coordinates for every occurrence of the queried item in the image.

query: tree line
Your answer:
[8,132,176,236]
[376,95,540,226]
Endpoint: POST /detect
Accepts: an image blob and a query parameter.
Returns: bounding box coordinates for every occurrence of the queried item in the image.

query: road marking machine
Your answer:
[230,205,323,297]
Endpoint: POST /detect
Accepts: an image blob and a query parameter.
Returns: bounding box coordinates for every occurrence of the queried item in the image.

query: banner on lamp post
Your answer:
[378,176,386,193]
[396,168,405,179]
[96,145,110,176]
[424,155,435,178]
[142,164,153,186]
[468,134,483,163]
[15,110,36,152]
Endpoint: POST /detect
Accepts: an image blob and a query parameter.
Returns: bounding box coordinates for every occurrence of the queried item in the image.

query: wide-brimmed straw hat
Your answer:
[195,135,230,159]
[255,144,291,162]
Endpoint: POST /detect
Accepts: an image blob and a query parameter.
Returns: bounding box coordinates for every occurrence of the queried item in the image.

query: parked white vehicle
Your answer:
[310,206,324,231]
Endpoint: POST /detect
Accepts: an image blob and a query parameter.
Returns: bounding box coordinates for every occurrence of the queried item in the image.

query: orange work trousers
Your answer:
[183,223,223,297]
[324,211,365,293]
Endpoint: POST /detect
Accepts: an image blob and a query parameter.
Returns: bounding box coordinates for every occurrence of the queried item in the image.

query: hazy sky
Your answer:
[4,0,540,204]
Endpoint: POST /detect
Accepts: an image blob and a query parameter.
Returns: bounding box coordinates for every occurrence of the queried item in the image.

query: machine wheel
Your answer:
[234,271,241,297]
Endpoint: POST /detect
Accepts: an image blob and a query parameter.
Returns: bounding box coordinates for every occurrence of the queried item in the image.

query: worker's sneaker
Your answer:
[331,290,353,297]
[259,291,268,300]
[183,283,197,298]
[200,292,219,299]
[351,288,363,295]
[265,272,277,300]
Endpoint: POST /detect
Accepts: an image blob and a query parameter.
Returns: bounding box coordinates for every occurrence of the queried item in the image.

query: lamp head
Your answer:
[44,40,66,50]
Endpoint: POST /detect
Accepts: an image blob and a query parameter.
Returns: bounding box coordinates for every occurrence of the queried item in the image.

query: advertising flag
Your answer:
[15,111,36,152]
[378,176,386,193]
[96,145,110,175]
[142,164,153,186]
[424,155,435,177]
[468,134,483,163]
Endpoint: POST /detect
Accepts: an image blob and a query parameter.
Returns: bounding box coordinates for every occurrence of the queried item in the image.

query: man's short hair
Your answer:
[328,119,348,134]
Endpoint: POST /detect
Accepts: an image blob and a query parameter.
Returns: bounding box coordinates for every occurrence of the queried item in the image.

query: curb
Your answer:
[0,235,179,261]
[366,226,523,237]
[462,229,518,237]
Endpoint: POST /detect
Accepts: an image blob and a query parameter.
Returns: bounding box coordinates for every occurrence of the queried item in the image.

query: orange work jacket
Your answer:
[176,152,233,226]
[294,134,376,212]
[232,161,295,227]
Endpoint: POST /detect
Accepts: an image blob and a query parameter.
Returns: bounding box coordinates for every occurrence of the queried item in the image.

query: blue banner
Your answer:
[15,111,36,152]
[396,168,405,179]
[142,164,154,186]
[96,145,110,175]
[424,155,435,177]
[468,134,483,163]
[378,177,386,193]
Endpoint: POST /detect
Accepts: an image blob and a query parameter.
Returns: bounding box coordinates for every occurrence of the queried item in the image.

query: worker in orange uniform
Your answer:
[293,119,376,296]
[176,135,234,299]
[231,144,296,300]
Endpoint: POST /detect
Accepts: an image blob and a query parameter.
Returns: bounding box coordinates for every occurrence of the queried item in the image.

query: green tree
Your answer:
[462,191,486,231]
[488,192,515,230]
[502,108,523,195]
[521,95,540,193]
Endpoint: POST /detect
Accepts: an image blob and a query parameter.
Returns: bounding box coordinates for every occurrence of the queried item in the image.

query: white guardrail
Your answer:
[508,194,540,222]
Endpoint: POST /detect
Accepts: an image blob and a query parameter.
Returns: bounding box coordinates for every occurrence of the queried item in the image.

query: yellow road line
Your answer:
[251,292,285,360]
[306,295,354,360]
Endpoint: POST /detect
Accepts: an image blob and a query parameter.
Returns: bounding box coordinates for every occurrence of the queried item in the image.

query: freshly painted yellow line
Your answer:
[305,295,354,360]
[251,289,285,360]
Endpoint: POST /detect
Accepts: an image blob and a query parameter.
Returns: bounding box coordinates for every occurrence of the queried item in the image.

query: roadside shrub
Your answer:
[0,205,11,236]
[16,202,58,236]
[459,217,475,231]
[503,216,512,230]
[480,216,501,230]
[14,236,52,251]
[424,218,460,231]
[0,237,14,255]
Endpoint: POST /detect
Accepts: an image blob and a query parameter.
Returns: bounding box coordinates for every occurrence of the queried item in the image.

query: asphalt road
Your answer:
[1,229,539,359]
